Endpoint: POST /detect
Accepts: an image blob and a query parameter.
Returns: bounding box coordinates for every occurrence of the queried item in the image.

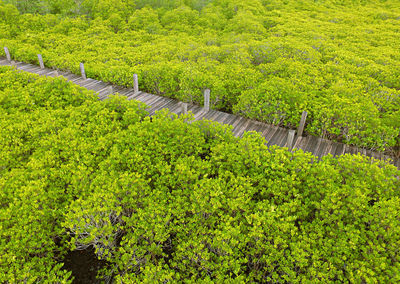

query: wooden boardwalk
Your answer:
[1,57,399,168]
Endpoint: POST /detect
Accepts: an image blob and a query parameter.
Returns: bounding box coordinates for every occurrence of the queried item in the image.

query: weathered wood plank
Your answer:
[293,136,306,150]
[260,124,274,137]
[146,96,166,109]
[187,105,202,116]
[220,114,236,128]
[86,80,107,92]
[147,95,166,107]
[255,123,267,135]
[16,64,36,72]
[127,90,144,100]
[286,130,296,149]
[213,112,230,124]
[264,126,279,144]
[245,121,260,133]
[229,116,245,134]
[15,62,25,67]
[140,94,161,106]
[315,138,329,158]
[194,109,209,121]
[0,59,9,65]
[98,85,114,98]
[48,70,59,77]
[217,112,232,125]
[138,93,158,103]
[307,137,318,153]
[112,86,129,95]
[147,100,173,116]
[326,142,337,158]
[148,97,172,111]
[130,92,150,102]
[74,78,92,86]
[319,140,332,159]
[234,118,252,137]
[202,110,219,121]
[275,129,289,147]
[212,110,229,122]
[63,73,81,81]
[267,128,285,146]
[79,79,99,89]
[158,100,178,113]
[168,101,184,114]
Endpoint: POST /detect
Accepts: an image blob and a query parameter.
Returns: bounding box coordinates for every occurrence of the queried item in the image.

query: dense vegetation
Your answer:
[1,67,399,282]
[0,0,399,155]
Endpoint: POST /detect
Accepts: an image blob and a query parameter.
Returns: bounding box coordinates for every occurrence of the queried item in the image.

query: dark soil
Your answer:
[62,247,110,283]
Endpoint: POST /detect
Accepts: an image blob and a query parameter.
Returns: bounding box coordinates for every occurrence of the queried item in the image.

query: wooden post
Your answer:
[286,130,296,150]
[296,111,308,138]
[11,61,16,68]
[4,47,11,62]
[133,74,139,94]
[204,89,210,111]
[80,63,86,80]
[38,54,44,69]
[181,103,188,115]
[53,70,59,77]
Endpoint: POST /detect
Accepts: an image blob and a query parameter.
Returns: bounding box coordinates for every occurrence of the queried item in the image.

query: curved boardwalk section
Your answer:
[1,57,398,168]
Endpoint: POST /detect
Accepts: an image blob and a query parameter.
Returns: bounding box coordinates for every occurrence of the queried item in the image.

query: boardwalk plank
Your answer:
[220,114,235,127]
[293,136,306,150]
[193,108,209,121]
[168,102,184,114]
[229,116,245,136]
[254,122,267,135]
[202,110,220,121]
[213,112,230,124]
[146,96,167,109]
[87,81,107,92]
[159,100,178,113]
[234,118,252,137]
[17,64,37,71]
[84,80,103,90]
[131,92,150,102]
[267,128,285,147]
[139,93,159,104]
[141,94,161,106]
[264,126,279,144]
[303,137,317,154]
[329,141,338,156]
[275,129,289,147]
[213,111,230,122]
[245,121,260,133]
[127,91,144,100]
[148,98,173,112]
[319,140,332,159]
[312,137,323,156]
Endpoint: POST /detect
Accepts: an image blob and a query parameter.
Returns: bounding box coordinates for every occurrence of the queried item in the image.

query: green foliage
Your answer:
[1,0,399,152]
[1,67,399,282]
[0,67,147,282]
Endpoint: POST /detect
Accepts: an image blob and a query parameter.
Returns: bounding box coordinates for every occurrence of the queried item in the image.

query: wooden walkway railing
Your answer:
[1,51,399,169]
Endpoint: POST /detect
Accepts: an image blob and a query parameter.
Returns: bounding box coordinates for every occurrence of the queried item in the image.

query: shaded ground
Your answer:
[62,247,110,283]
